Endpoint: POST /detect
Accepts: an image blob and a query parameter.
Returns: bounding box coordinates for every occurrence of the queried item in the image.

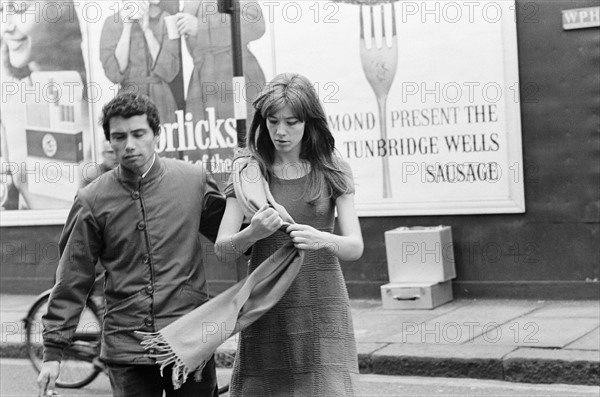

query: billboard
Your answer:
[0,0,524,226]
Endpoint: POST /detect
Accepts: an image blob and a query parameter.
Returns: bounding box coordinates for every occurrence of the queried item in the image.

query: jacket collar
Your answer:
[116,154,164,189]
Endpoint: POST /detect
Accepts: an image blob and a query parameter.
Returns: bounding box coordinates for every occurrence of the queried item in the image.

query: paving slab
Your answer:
[565,327,600,350]
[352,298,462,313]
[1,319,27,344]
[349,299,383,312]
[353,311,440,343]
[372,343,517,380]
[504,347,600,386]
[0,295,38,313]
[383,300,540,344]
[527,301,600,318]
[470,317,600,348]
[1,295,39,345]
[356,342,388,356]
[352,299,462,343]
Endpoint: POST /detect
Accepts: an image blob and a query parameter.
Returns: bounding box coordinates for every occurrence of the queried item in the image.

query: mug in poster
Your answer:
[1,0,94,214]
[261,0,525,215]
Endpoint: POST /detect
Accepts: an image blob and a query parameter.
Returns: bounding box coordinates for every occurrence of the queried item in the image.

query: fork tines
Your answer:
[360,2,397,48]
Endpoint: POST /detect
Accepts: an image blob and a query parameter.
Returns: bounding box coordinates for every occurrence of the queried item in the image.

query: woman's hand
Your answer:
[286,223,333,252]
[138,0,151,32]
[176,13,199,37]
[249,204,283,241]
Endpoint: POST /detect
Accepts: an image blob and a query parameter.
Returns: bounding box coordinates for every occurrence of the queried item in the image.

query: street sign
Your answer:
[562,7,600,30]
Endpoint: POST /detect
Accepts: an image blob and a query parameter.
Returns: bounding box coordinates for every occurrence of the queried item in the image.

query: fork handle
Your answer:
[377,96,392,199]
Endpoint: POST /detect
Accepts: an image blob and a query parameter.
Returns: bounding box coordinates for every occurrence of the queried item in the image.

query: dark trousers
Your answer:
[107,356,219,397]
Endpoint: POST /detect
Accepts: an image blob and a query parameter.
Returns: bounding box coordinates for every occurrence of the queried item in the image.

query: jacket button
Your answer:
[145,285,154,294]
[131,191,140,200]
[137,222,146,231]
[144,317,154,327]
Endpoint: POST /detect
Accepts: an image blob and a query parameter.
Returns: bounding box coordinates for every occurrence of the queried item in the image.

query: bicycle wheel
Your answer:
[25,291,102,388]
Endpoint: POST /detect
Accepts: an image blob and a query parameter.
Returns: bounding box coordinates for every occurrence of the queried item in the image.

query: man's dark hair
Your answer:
[101,93,161,140]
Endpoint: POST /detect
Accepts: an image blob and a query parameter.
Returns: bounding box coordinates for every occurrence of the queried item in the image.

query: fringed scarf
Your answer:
[137,157,304,389]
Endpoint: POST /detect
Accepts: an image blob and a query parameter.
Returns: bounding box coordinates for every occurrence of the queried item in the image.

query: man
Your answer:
[38,93,225,396]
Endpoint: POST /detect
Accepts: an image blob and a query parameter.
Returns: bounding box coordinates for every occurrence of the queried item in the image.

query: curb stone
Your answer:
[371,343,515,381]
[0,343,29,360]
[356,342,388,374]
[3,342,599,386]
[503,348,600,386]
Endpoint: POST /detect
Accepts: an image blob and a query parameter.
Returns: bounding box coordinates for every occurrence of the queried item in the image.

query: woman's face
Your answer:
[267,105,306,160]
[1,1,55,69]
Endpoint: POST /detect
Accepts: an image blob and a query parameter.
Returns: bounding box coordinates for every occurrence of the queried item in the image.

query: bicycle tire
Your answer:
[24,290,102,389]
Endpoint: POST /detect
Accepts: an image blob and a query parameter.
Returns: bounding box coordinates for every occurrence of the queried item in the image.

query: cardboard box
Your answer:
[380,281,453,310]
[385,226,456,283]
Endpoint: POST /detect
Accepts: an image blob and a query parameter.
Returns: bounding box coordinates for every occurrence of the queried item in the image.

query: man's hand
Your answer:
[37,361,60,396]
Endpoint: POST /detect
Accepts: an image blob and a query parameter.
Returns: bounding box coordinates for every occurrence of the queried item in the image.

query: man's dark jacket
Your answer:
[43,157,225,364]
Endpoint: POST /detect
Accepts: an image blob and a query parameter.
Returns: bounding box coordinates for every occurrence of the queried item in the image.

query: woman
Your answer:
[1,0,88,209]
[1,0,86,81]
[215,73,364,396]
[100,0,180,124]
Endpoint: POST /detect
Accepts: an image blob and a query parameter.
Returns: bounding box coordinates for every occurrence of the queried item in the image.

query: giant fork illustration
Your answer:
[359,3,398,199]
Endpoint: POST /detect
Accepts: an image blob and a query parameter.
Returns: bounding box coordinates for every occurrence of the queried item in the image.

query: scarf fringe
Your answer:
[136,330,206,389]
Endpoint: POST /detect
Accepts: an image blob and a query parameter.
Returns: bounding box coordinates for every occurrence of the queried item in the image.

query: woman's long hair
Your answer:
[1,0,86,83]
[246,73,352,203]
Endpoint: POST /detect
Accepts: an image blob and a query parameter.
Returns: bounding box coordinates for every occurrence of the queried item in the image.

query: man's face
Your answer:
[109,114,158,175]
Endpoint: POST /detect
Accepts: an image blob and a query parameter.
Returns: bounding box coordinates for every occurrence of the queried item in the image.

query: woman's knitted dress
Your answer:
[229,172,359,396]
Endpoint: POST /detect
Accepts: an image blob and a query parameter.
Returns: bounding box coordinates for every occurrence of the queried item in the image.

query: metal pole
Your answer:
[219,0,246,148]
[231,0,246,147]
[218,0,248,281]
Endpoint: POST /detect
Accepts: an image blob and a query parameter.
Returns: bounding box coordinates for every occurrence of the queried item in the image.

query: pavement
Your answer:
[1,294,598,386]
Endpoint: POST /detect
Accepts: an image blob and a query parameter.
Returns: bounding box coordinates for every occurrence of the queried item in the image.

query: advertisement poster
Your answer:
[1,0,94,225]
[1,0,524,226]
[258,0,525,216]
